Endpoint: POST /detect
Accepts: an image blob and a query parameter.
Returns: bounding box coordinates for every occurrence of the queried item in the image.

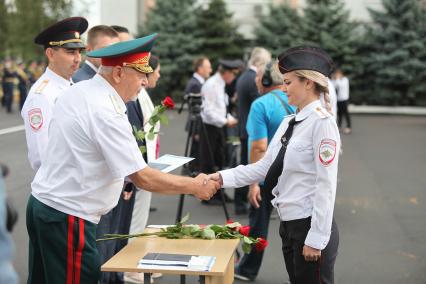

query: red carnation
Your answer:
[226,219,234,224]
[239,225,250,237]
[162,96,175,109]
[255,238,268,252]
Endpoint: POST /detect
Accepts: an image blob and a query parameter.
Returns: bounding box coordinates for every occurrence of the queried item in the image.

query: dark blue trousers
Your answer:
[236,184,273,280]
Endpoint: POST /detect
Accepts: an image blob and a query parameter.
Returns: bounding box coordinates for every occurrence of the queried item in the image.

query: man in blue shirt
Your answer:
[235,61,295,281]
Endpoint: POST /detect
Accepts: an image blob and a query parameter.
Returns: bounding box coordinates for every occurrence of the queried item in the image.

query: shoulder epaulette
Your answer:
[314,107,331,119]
[35,80,49,94]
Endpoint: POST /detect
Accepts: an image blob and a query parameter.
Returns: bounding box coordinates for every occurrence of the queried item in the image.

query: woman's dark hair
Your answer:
[149,55,159,70]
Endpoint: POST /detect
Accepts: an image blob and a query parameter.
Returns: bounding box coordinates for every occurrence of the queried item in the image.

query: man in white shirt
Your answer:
[332,68,351,134]
[21,17,88,171]
[72,25,120,83]
[26,34,220,284]
[199,59,241,203]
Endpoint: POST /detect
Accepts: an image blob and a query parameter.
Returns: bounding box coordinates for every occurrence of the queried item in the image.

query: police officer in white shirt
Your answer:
[209,47,340,284]
[26,34,220,284]
[21,17,88,171]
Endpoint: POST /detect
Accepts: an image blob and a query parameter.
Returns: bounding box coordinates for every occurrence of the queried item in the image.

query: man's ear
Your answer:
[45,48,54,62]
[112,66,123,84]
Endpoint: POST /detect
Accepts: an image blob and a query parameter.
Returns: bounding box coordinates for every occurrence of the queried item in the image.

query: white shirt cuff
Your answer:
[218,169,236,188]
[304,230,330,250]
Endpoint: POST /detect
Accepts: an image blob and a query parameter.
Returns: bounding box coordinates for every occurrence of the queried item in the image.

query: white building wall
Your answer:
[100,0,139,35]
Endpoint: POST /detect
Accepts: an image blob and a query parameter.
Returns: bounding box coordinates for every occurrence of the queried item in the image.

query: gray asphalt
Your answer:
[1,108,426,284]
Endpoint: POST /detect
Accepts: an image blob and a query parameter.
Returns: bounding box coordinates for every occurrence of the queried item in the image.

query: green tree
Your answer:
[254,3,302,57]
[363,0,426,105]
[140,0,201,101]
[0,0,8,58]
[301,0,359,73]
[7,0,73,60]
[195,0,245,66]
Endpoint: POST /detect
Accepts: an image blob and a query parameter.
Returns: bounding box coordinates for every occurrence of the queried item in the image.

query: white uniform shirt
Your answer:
[220,100,340,250]
[200,72,229,127]
[332,76,350,101]
[31,74,147,224]
[21,67,71,171]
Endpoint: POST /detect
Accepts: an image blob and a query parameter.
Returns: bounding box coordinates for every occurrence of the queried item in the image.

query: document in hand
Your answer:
[147,154,194,173]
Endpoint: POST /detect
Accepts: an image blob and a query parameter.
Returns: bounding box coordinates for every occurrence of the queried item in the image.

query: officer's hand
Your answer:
[193,173,221,200]
[227,119,238,128]
[207,172,223,186]
[122,190,133,201]
[248,184,261,208]
[302,245,321,262]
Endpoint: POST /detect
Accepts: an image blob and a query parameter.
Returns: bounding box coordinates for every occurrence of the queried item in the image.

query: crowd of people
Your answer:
[0,13,355,284]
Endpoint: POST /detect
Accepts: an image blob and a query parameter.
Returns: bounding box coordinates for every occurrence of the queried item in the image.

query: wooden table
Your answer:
[101,235,240,284]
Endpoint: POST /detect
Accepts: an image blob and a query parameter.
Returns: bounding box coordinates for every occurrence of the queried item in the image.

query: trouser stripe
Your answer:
[66,215,75,284]
[74,218,85,284]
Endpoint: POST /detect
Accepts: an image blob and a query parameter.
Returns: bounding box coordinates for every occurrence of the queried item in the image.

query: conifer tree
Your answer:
[364,0,426,105]
[301,0,359,73]
[254,3,302,57]
[195,0,245,66]
[141,0,201,100]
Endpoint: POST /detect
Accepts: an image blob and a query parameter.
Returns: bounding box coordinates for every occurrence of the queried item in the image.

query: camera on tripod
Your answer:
[178,93,202,118]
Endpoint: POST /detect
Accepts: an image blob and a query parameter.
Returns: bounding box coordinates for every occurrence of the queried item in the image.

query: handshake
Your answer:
[192,172,223,200]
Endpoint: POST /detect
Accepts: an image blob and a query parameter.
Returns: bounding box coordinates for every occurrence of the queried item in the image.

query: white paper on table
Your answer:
[148,154,194,173]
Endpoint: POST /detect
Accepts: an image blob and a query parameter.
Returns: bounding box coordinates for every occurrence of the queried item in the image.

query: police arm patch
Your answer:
[28,108,44,131]
[319,139,336,166]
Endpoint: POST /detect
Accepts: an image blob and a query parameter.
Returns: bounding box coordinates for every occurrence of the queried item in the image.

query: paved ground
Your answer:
[1,108,426,284]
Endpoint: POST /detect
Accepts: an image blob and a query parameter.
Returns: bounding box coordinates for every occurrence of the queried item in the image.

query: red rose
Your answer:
[239,225,250,237]
[255,238,268,252]
[226,219,234,224]
[162,96,175,109]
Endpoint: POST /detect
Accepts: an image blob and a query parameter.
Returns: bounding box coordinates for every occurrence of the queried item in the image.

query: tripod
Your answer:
[175,94,231,223]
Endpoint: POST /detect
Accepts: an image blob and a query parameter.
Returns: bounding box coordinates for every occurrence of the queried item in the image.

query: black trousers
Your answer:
[234,137,248,210]
[236,184,273,279]
[199,123,225,173]
[279,217,339,284]
[337,100,351,128]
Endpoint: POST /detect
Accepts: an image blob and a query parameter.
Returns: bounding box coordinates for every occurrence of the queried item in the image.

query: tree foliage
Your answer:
[195,0,245,66]
[140,0,201,101]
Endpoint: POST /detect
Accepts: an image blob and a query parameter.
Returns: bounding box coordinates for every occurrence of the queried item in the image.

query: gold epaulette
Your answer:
[314,107,331,119]
[35,80,49,94]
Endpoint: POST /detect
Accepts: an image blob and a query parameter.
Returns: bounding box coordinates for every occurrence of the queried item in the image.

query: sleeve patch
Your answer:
[28,108,44,131]
[319,139,336,166]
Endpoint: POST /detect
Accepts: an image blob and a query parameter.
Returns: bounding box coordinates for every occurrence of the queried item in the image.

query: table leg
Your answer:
[205,254,234,284]
[144,273,151,283]
[181,274,186,284]
[199,275,206,284]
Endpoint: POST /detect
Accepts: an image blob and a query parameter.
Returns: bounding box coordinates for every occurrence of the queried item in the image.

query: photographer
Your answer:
[184,57,212,174]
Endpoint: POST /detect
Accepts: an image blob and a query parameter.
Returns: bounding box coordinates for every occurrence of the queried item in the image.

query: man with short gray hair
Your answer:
[234,47,271,215]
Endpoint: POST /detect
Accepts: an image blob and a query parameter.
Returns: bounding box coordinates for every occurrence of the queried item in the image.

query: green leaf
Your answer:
[242,242,252,254]
[139,146,146,154]
[158,113,169,125]
[180,213,190,224]
[147,132,155,140]
[225,222,241,229]
[201,228,216,239]
[243,236,254,244]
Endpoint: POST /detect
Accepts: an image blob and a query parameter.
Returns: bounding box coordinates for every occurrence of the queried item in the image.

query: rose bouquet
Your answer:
[97,214,268,254]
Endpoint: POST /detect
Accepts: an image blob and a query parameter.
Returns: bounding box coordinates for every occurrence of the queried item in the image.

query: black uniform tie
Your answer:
[263,117,302,201]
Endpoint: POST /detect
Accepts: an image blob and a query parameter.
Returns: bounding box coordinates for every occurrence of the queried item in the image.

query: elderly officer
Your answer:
[21,17,88,171]
[26,33,220,284]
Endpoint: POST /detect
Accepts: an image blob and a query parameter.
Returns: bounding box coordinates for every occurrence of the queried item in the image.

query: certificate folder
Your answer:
[140,253,193,266]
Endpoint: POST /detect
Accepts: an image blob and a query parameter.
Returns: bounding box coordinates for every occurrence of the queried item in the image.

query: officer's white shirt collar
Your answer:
[85,60,99,73]
[295,99,322,122]
[45,67,71,89]
[93,74,126,114]
[193,72,205,85]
